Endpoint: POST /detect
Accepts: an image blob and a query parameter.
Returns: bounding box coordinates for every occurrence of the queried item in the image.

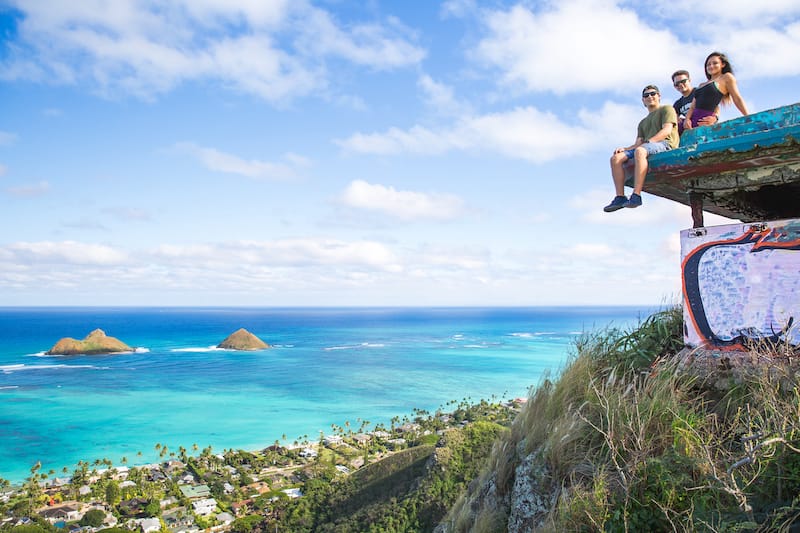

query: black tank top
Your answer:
[694,82,724,111]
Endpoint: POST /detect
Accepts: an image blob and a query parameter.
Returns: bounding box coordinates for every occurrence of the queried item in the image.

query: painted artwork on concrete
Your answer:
[681,218,800,349]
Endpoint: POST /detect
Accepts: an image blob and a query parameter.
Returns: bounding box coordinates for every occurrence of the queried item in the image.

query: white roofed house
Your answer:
[136,517,161,533]
[39,504,81,524]
[398,423,421,434]
[323,435,343,446]
[299,447,317,458]
[215,512,234,526]
[281,488,302,499]
[352,433,371,446]
[191,498,217,516]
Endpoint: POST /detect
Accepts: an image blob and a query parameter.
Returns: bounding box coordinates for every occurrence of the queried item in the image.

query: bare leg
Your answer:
[609,152,629,196]
[631,146,649,194]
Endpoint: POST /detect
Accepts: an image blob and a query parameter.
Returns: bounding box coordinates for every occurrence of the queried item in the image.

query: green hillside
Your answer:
[273,420,506,532]
[445,306,800,532]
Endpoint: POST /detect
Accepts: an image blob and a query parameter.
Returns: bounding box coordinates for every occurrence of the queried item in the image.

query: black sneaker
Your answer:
[603,195,628,212]
[626,193,642,208]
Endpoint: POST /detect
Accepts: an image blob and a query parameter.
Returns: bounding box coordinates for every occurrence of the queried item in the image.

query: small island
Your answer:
[217,328,270,350]
[46,328,133,355]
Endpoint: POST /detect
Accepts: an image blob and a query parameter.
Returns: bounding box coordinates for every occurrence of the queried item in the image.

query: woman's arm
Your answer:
[684,98,696,130]
[723,73,749,115]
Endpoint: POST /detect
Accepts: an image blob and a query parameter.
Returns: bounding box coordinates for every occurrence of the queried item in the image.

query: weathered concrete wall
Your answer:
[681,218,800,348]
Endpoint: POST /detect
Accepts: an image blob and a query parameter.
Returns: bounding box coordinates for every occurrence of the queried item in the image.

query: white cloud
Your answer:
[177,0,291,28]
[474,1,686,95]
[470,1,800,95]
[207,35,318,102]
[341,180,465,220]
[418,74,469,116]
[564,243,613,258]
[337,101,642,162]
[151,238,402,271]
[0,236,682,305]
[440,0,477,19]
[461,107,587,162]
[721,24,800,78]
[297,7,425,69]
[655,0,800,23]
[174,142,305,180]
[5,180,50,197]
[8,241,128,265]
[1,0,424,102]
[337,125,457,155]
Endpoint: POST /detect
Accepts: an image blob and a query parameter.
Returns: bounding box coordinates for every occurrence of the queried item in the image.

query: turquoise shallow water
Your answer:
[0,306,652,484]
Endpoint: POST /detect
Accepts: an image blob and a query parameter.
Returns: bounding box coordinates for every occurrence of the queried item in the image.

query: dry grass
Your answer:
[443,306,800,532]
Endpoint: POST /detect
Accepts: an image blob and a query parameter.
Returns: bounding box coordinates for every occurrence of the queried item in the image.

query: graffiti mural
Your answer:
[681,218,800,349]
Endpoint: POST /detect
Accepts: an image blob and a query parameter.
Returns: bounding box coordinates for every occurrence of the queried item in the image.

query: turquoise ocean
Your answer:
[0,306,653,484]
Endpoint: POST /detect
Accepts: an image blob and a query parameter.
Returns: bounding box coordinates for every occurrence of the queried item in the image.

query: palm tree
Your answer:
[25,462,43,506]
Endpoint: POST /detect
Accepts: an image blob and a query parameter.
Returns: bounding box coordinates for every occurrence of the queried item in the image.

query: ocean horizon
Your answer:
[0,306,657,484]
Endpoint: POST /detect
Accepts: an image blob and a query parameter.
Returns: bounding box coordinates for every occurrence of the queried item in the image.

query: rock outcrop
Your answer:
[217,328,269,351]
[47,329,133,355]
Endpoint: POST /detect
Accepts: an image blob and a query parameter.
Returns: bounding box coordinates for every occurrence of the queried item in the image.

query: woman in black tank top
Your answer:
[684,52,749,130]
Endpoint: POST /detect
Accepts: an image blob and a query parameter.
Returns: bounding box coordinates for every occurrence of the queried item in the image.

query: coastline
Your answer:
[0,306,651,485]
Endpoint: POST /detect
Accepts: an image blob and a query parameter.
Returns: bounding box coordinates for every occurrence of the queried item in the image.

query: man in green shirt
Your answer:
[604,85,679,211]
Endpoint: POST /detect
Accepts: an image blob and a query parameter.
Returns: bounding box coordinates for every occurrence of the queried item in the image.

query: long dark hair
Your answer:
[704,51,733,80]
[705,51,735,105]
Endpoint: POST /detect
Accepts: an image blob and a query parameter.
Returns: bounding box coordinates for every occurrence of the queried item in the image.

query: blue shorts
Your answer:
[623,140,670,160]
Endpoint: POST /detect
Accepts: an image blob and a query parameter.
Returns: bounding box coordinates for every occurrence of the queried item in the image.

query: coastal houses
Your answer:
[39,504,81,523]
[1,400,518,533]
[133,517,161,533]
[191,498,218,516]
[178,484,211,500]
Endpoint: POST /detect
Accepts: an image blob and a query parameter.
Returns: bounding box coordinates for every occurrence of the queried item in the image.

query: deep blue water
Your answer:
[0,306,652,484]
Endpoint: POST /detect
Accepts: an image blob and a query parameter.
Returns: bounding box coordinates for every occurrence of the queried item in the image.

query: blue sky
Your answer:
[1,0,799,306]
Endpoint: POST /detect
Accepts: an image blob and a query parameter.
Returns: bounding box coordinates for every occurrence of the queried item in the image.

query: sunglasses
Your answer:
[642,91,659,98]
[673,79,689,86]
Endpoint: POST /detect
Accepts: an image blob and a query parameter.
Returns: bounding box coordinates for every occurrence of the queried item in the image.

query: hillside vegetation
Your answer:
[444,306,800,532]
[271,420,507,532]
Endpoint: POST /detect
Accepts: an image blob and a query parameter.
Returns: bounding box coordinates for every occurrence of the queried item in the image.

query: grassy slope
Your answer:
[445,306,800,532]
[276,421,507,532]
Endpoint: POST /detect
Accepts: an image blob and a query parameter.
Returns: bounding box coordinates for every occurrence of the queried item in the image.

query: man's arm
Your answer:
[613,135,645,153]
[645,122,674,144]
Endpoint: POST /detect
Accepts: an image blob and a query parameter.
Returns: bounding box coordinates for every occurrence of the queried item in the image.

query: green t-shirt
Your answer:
[637,105,679,149]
